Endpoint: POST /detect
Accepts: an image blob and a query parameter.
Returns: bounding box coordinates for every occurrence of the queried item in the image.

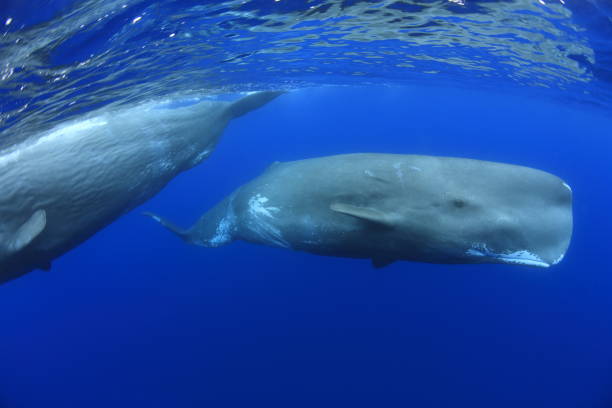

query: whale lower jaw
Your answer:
[495,257,550,268]
[466,244,551,268]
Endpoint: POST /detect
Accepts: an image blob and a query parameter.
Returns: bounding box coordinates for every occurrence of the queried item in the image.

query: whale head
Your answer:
[391,157,573,268]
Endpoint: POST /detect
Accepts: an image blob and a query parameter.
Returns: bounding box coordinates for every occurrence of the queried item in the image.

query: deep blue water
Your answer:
[1,1,612,407]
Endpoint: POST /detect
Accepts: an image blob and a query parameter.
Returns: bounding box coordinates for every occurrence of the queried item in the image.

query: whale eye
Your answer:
[452,199,466,208]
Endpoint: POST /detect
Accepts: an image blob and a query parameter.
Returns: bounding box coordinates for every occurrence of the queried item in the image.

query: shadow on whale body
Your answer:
[0,91,282,284]
[147,153,573,269]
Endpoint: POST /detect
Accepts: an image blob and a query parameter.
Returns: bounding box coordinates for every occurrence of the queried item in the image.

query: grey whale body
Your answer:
[0,91,281,284]
[148,153,573,268]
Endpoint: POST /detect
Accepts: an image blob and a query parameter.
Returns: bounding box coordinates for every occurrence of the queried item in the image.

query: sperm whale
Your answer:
[0,91,281,284]
[147,153,572,269]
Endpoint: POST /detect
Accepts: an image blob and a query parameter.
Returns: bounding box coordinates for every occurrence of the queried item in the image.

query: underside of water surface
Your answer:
[0,0,611,149]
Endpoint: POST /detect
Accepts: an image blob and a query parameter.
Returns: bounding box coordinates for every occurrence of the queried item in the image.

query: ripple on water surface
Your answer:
[0,0,610,147]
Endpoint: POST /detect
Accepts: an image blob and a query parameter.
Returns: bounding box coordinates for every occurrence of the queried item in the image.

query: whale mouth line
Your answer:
[466,244,550,268]
[496,257,550,268]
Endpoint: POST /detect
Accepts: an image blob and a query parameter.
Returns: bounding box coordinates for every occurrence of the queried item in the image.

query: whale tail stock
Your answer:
[143,212,192,243]
[144,196,235,248]
[225,90,284,119]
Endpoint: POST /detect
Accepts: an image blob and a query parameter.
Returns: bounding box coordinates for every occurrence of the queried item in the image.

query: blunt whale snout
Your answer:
[148,153,572,269]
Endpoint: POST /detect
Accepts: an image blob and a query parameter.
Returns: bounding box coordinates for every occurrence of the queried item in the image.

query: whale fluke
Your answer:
[226,91,284,119]
[143,212,190,241]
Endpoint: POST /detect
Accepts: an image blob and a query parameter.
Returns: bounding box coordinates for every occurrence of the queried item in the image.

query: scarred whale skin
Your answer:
[147,153,573,269]
[0,91,281,284]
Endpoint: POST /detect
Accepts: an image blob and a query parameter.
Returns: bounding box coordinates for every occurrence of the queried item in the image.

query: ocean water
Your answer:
[1,1,612,407]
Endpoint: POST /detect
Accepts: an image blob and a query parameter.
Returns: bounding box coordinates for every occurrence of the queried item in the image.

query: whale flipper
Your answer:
[226,91,283,119]
[9,209,47,254]
[330,202,395,228]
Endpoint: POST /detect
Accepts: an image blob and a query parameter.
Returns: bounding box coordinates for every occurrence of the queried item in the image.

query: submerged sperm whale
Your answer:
[0,91,281,284]
[147,153,573,268]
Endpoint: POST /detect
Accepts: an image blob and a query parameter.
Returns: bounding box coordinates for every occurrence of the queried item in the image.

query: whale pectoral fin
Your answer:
[371,257,396,269]
[9,209,46,253]
[330,202,394,228]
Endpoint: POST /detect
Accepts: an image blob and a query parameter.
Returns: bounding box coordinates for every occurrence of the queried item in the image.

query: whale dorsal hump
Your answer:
[9,209,46,253]
[330,202,395,228]
[261,161,282,175]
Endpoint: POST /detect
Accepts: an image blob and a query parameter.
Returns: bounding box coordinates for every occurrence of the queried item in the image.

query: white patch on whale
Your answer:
[247,194,288,248]
[393,162,406,186]
[466,243,549,268]
[552,252,565,265]
[248,194,280,218]
[192,148,213,165]
[208,214,235,247]
[562,182,572,192]
[207,195,237,247]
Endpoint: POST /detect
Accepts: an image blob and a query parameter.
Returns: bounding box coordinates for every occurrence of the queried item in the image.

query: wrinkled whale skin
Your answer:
[0,91,281,283]
[149,153,573,269]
